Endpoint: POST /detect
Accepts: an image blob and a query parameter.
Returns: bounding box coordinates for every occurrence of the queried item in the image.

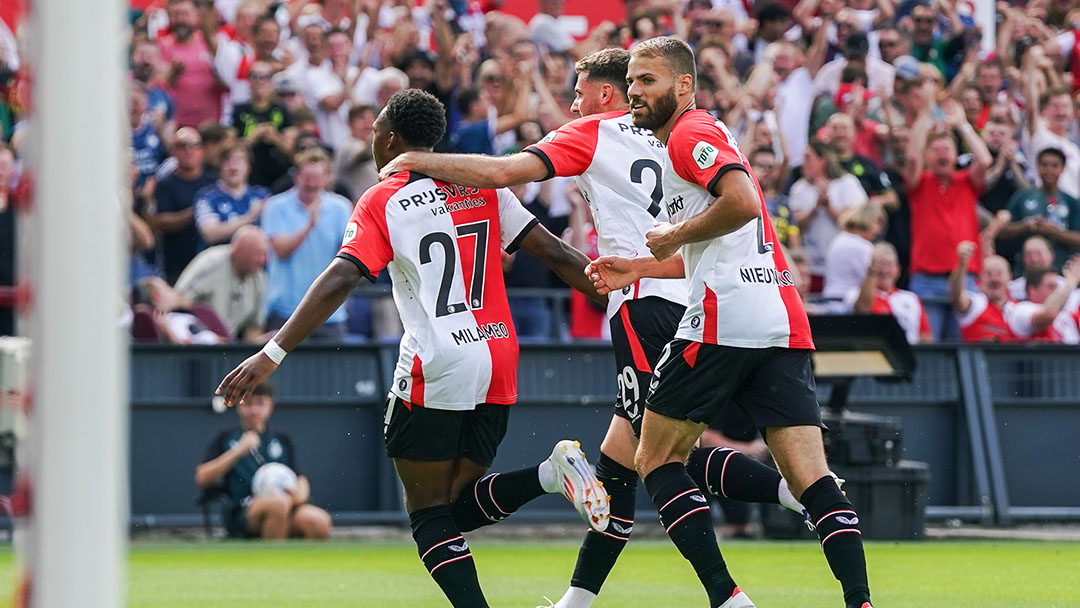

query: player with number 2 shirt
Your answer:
[217,90,610,608]
[587,37,874,608]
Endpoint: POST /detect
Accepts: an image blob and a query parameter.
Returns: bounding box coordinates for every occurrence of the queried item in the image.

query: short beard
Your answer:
[633,86,678,131]
[172,25,193,41]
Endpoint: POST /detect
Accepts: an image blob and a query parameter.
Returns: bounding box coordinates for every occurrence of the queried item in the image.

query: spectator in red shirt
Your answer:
[159,0,224,128]
[905,99,992,340]
[950,241,1015,343]
[855,242,934,344]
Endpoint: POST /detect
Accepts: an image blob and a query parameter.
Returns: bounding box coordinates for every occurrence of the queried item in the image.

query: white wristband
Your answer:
[262,338,288,365]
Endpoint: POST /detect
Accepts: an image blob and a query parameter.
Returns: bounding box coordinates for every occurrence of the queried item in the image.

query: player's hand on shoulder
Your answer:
[645,222,681,261]
[216,351,279,408]
[586,255,637,295]
[378,152,416,181]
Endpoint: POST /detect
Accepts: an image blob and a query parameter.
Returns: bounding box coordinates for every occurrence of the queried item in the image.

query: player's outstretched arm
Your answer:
[518,223,608,306]
[378,150,549,189]
[586,254,685,295]
[216,258,364,406]
[645,170,760,260]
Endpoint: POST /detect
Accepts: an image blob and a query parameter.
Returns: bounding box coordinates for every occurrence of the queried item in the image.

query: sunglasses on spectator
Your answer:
[698,20,727,27]
[250,72,273,81]
[483,74,504,83]
[175,141,202,149]
[913,16,936,24]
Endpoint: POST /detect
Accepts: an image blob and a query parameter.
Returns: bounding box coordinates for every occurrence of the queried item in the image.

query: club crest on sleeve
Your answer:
[693,141,718,170]
[540,131,557,143]
[342,222,357,245]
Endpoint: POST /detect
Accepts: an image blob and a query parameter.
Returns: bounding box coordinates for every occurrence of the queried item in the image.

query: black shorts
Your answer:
[383,397,510,466]
[609,297,685,436]
[646,340,824,431]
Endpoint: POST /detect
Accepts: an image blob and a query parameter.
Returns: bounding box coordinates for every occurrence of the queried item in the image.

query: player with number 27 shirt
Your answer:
[379,50,809,608]
[218,90,610,608]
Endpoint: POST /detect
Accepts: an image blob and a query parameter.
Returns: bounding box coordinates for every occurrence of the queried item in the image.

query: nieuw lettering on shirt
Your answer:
[739,266,794,286]
[396,183,485,214]
[451,322,511,345]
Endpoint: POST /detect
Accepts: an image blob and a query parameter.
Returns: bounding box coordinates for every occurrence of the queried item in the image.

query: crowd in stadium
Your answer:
[4,0,1080,344]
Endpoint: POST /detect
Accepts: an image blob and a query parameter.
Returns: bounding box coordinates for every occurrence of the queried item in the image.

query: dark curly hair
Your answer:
[383,89,446,149]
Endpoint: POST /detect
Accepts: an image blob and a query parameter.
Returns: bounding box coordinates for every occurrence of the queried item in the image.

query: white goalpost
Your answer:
[22,0,127,605]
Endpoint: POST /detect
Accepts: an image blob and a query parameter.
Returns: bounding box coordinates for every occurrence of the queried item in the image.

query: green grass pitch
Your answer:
[1,539,1078,606]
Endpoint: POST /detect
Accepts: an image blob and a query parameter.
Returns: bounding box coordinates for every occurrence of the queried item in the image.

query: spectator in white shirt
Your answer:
[822,201,885,312]
[1024,86,1080,200]
[789,139,869,291]
[307,28,358,149]
[768,34,828,169]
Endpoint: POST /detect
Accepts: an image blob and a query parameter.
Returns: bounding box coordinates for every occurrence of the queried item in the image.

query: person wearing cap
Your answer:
[814,30,896,98]
[272,72,307,113]
[887,56,938,128]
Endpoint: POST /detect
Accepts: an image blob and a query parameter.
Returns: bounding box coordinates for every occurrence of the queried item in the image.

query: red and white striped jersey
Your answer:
[661,110,813,349]
[526,110,687,318]
[957,292,1015,342]
[337,171,538,411]
[870,288,931,344]
[1008,300,1080,344]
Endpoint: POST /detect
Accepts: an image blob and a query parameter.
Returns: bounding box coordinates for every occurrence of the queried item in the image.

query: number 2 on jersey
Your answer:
[629,159,663,217]
[418,220,489,317]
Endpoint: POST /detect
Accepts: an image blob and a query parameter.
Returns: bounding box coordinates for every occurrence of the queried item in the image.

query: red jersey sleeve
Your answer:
[336,181,395,281]
[918,302,932,336]
[668,111,749,195]
[524,113,606,179]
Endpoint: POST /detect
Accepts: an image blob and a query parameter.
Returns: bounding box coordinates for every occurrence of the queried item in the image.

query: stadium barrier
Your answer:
[2,341,1075,529]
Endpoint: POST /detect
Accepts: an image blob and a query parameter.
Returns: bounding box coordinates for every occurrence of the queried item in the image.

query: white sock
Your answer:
[554,586,596,608]
[778,477,804,514]
[538,459,560,494]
